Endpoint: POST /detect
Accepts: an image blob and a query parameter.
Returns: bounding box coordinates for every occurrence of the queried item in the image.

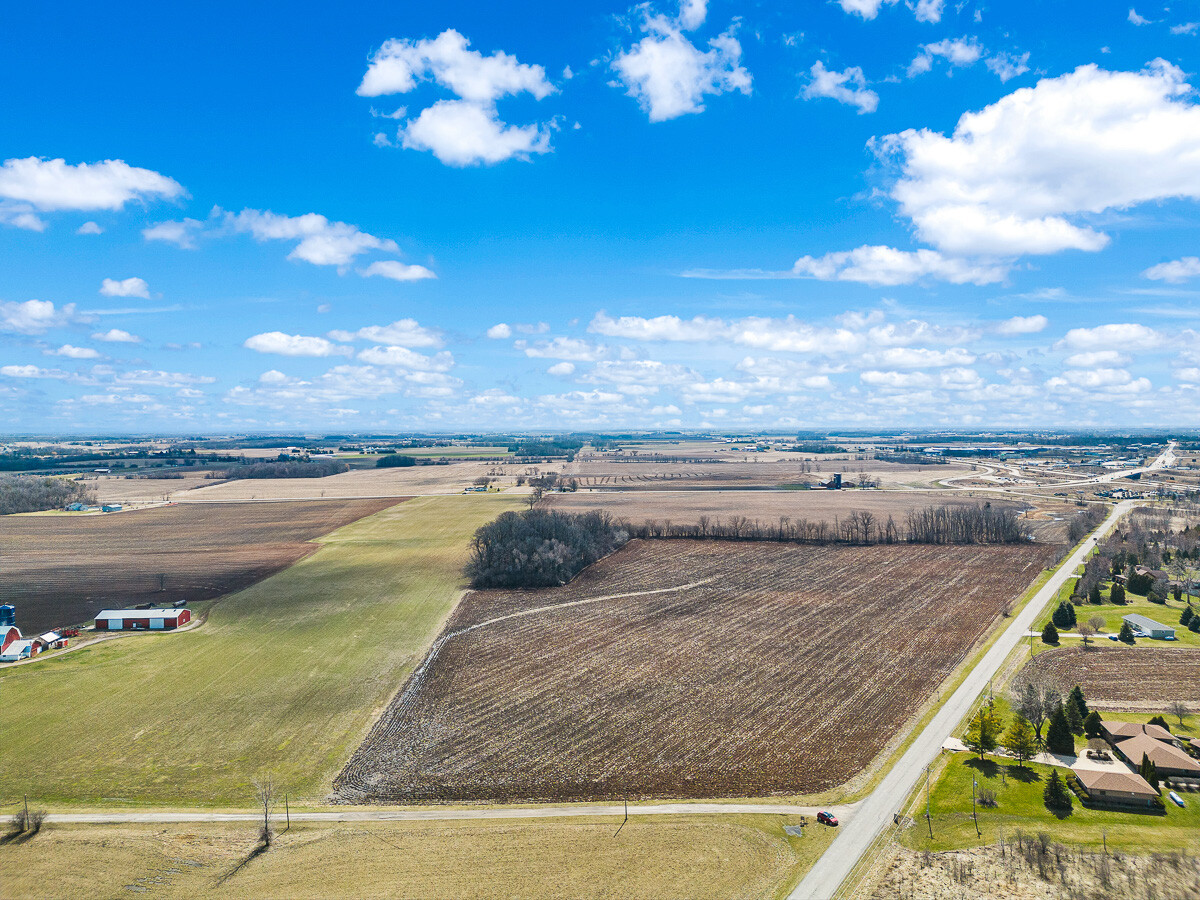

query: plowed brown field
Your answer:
[0,499,398,633]
[336,538,1055,804]
[1026,646,1200,704]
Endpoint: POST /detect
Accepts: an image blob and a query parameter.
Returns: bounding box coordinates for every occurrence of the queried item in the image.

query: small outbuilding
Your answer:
[37,631,68,650]
[1121,613,1175,640]
[95,608,192,631]
[0,639,39,662]
[1072,767,1159,807]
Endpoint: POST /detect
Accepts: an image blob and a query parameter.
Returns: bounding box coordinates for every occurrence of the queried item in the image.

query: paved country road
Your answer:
[787,496,1137,900]
[46,801,859,825]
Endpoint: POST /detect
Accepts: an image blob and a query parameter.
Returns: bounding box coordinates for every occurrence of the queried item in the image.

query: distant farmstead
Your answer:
[95,608,192,631]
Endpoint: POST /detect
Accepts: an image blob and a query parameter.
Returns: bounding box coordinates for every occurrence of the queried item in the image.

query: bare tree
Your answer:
[525,486,544,510]
[1167,700,1190,728]
[1087,615,1106,633]
[254,777,274,846]
[1011,670,1063,744]
[1077,622,1096,648]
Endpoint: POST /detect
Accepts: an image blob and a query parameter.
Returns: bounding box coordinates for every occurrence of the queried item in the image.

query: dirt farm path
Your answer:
[46,800,860,825]
[788,496,1139,900]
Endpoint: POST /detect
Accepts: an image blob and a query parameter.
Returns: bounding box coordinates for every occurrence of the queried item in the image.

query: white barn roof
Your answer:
[96,609,185,618]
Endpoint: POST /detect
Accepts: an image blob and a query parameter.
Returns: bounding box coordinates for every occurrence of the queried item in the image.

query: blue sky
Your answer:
[2,0,1200,433]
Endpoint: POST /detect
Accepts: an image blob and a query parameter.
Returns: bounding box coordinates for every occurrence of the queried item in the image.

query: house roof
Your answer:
[1118,734,1200,774]
[1072,766,1158,797]
[1105,721,1176,743]
[95,609,185,619]
[1122,613,1173,632]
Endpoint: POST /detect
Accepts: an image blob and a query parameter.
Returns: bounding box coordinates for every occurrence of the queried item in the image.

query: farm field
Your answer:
[336,538,1056,804]
[172,460,519,501]
[566,458,964,491]
[0,499,395,634]
[89,471,217,504]
[1025,646,1200,705]
[0,494,522,806]
[0,814,823,900]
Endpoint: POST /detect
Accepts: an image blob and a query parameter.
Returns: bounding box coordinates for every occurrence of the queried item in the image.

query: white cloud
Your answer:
[1058,323,1164,351]
[100,276,150,299]
[1171,22,1200,35]
[356,345,454,370]
[143,218,204,248]
[837,0,898,19]
[1129,8,1150,25]
[1065,350,1131,368]
[360,260,437,281]
[400,99,550,166]
[678,0,708,30]
[0,157,184,213]
[0,204,46,231]
[223,208,398,266]
[1144,256,1200,282]
[912,0,944,23]
[864,347,976,368]
[487,323,513,339]
[802,62,878,114]
[612,14,751,122]
[244,332,351,357]
[47,344,101,359]
[0,299,81,334]
[91,328,142,343]
[518,336,608,361]
[994,315,1048,335]
[547,361,576,376]
[328,318,444,348]
[590,311,726,342]
[985,51,1030,82]
[76,221,102,235]
[908,37,983,77]
[879,60,1200,257]
[360,30,556,167]
[792,245,1007,285]
[0,364,67,379]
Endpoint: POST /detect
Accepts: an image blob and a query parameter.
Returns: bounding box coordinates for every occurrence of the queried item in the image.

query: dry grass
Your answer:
[0,499,396,634]
[337,538,1055,804]
[0,817,815,900]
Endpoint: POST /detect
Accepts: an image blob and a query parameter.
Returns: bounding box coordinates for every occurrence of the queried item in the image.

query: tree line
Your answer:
[217,459,350,480]
[0,475,95,515]
[466,509,630,588]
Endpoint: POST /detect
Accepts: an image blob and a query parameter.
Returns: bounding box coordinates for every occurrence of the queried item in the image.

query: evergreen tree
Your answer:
[1066,701,1084,736]
[1003,714,1038,768]
[1052,601,1077,629]
[1068,685,1089,720]
[1148,715,1170,731]
[1083,710,1103,738]
[1088,583,1103,604]
[963,706,1003,759]
[1041,621,1059,645]
[1118,620,1136,644]
[1046,705,1074,755]
[1190,616,1200,633]
[1182,606,1194,627]
[1043,769,1073,811]
[1111,582,1126,604]
[1139,752,1160,792]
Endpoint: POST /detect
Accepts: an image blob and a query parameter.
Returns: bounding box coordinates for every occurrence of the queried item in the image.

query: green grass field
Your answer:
[0,494,521,807]
[1037,575,1199,649]
[904,754,1200,853]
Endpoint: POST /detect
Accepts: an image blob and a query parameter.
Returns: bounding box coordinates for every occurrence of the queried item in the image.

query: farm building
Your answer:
[0,639,39,662]
[94,608,192,631]
[1071,767,1159,807]
[1113,734,1200,780]
[37,631,68,650]
[0,624,20,654]
[1122,614,1175,640]
[1102,721,1178,746]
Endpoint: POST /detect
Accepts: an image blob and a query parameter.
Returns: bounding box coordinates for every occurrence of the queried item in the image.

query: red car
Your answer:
[816,811,838,826]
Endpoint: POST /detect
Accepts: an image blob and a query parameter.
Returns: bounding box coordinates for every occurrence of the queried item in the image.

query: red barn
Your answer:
[94,608,192,631]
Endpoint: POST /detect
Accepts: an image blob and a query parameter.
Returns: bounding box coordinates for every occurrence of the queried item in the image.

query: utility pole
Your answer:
[925,765,932,839]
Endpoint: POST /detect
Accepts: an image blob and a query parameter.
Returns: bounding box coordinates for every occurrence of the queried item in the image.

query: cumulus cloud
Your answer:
[547,361,576,376]
[792,245,1007,285]
[486,323,513,339]
[837,0,898,19]
[994,315,1048,335]
[0,157,184,231]
[360,30,556,166]
[1065,350,1131,368]
[356,346,454,370]
[912,0,945,23]
[802,62,878,114]
[0,299,81,334]
[985,51,1031,82]
[360,260,436,281]
[100,276,150,298]
[678,0,708,30]
[908,37,984,77]
[878,60,1200,257]
[1129,8,1150,25]
[47,344,101,359]
[222,208,399,266]
[1057,323,1165,351]
[92,328,142,343]
[1144,256,1200,282]
[76,221,102,235]
[327,319,444,348]
[864,347,976,368]
[518,336,609,361]
[143,218,204,248]
[243,332,351,357]
[612,11,751,122]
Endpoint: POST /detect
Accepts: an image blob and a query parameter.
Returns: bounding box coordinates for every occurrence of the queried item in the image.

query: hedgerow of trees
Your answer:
[466,509,630,588]
[0,475,95,515]
[219,459,350,480]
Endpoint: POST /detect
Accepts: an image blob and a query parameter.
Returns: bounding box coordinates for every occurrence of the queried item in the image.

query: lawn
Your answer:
[1037,578,1199,649]
[904,753,1200,853]
[0,494,522,807]
[0,814,826,900]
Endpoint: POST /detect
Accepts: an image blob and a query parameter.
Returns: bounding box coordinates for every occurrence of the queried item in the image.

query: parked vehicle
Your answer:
[816,811,838,826]
[1169,790,1186,807]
